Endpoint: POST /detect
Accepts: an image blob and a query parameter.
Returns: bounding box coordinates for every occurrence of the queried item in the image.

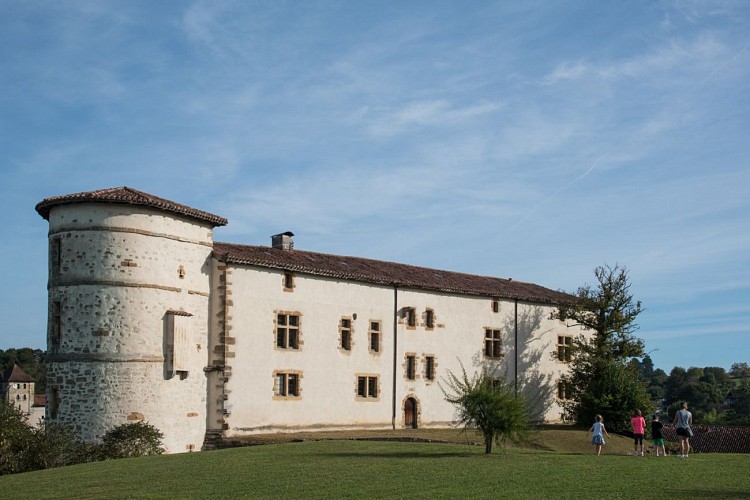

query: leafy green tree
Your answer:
[100,422,165,458]
[442,362,530,454]
[553,264,652,432]
[0,400,34,475]
[725,379,750,425]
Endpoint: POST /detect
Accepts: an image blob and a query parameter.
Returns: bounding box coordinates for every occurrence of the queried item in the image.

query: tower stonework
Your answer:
[36,188,227,452]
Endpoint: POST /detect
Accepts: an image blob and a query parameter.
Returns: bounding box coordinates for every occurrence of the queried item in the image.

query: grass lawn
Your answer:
[1,428,748,499]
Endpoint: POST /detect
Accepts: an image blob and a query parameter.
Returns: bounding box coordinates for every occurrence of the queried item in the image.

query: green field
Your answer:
[1,428,748,499]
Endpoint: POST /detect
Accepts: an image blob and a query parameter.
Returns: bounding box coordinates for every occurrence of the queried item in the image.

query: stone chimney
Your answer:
[271,231,294,250]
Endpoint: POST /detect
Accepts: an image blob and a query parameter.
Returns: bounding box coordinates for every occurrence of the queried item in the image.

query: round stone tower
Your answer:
[35,187,227,453]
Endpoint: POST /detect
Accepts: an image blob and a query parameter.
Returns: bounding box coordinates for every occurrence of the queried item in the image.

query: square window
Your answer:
[484,329,502,358]
[275,372,300,398]
[276,313,300,349]
[357,375,379,399]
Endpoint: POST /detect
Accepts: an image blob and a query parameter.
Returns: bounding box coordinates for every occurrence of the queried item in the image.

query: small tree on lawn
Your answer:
[442,361,530,454]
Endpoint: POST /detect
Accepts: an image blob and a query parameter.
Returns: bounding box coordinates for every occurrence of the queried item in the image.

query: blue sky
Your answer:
[1,1,748,373]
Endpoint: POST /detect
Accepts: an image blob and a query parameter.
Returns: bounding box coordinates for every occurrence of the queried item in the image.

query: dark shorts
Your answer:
[676,427,691,437]
[633,433,644,445]
[652,438,665,446]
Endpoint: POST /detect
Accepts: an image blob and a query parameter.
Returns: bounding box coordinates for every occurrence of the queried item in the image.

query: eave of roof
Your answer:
[35,186,228,227]
[213,242,571,305]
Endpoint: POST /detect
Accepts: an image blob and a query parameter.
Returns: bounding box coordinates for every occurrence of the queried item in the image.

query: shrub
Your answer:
[100,422,164,459]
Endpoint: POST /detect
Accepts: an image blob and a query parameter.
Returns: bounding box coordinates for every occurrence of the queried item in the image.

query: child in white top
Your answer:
[589,414,610,456]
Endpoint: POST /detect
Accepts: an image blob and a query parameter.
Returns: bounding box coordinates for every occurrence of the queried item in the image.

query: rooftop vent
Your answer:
[271,231,294,250]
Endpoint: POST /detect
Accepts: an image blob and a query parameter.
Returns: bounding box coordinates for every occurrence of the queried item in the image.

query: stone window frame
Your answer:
[556,335,573,363]
[423,354,436,382]
[339,316,354,352]
[273,369,303,400]
[484,328,503,359]
[368,320,382,354]
[423,308,435,330]
[275,311,302,350]
[282,271,295,292]
[557,379,572,401]
[404,307,417,329]
[355,374,380,401]
[491,298,500,313]
[404,352,418,380]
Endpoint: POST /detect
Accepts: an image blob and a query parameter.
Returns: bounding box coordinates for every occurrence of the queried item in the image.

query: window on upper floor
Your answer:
[274,371,301,398]
[405,307,416,328]
[50,301,61,351]
[283,271,294,291]
[491,299,500,313]
[557,380,571,401]
[557,335,573,363]
[369,321,381,353]
[425,355,435,381]
[484,329,502,358]
[424,309,435,329]
[340,317,352,351]
[356,375,379,399]
[406,354,416,380]
[276,313,300,349]
[50,238,62,277]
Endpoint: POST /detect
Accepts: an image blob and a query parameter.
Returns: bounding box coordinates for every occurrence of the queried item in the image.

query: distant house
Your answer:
[35,187,590,453]
[0,364,45,426]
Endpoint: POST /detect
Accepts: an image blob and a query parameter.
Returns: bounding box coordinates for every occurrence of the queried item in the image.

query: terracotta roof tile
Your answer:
[213,242,570,304]
[35,187,228,227]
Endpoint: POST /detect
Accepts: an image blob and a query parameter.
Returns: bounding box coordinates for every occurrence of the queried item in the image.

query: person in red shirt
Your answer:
[631,409,646,456]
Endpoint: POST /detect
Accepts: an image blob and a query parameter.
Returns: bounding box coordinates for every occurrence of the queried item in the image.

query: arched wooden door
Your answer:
[404,397,418,429]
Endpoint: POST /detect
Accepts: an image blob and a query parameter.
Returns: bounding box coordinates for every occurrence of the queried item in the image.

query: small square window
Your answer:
[357,375,379,399]
[275,372,300,398]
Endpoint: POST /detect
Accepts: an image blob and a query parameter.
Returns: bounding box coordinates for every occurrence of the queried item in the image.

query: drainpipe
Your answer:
[514,299,519,395]
[392,285,398,430]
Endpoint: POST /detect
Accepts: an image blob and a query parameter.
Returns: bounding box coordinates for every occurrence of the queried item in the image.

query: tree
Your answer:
[725,380,750,425]
[442,362,530,454]
[730,362,750,379]
[553,264,652,432]
[0,400,34,475]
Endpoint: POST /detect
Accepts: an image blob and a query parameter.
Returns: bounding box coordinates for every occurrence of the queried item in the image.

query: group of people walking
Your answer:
[588,402,693,456]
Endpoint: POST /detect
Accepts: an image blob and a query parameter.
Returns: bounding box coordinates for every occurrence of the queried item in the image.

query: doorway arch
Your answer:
[404,397,418,429]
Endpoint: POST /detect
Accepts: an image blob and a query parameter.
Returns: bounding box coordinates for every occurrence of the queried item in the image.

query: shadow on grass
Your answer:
[317,451,480,459]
